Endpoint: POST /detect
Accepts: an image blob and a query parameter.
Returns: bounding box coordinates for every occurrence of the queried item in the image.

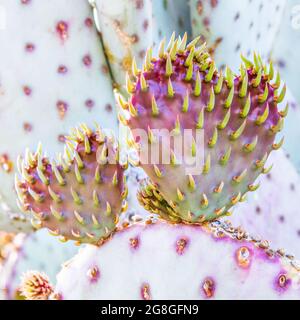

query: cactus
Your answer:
[15,124,128,245]
[122,35,287,223]
[190,0,287,71]
[0,0,118,232]
[0,229,77,300]
[0,0,300,301]
[53,221,300,300]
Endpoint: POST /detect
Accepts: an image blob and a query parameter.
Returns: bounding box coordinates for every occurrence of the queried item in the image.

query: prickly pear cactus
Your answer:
[122,35,287,223]
[190,0,287,71]
[0,0,300,302]
[53,222,300,300]
[0,0,118,232]
[15,124,128,245]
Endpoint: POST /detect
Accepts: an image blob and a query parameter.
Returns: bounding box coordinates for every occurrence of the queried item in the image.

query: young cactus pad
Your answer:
[15,124,128,245]
[53,221,300,300]
[121,34,287,223]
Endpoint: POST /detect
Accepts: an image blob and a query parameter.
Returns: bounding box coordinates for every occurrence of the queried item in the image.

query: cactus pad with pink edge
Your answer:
[54,222,300,300]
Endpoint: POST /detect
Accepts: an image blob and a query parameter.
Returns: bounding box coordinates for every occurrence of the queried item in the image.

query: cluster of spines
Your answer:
[120,33,208,116]
[137,178,238,223]
[137,179,182,223]
[20,271,54,300]
[15,124,128,245]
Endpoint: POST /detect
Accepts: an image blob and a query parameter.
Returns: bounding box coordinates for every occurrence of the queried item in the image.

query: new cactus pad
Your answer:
[122,34,287,223]
[15,124,128,245]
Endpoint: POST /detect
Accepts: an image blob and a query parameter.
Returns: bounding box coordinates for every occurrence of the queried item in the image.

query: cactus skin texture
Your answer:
[122,35,287,223]
[53,222,300,300]
[152,0,192,43]
[190,0,287,71]
[15,125,128,245]
[281,88,300,173]
[273,0,300,106]
[91,0,154,90]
